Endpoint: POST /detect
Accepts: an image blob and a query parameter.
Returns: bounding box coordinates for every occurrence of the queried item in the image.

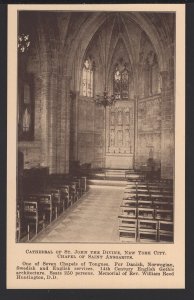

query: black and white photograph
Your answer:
[4,2,186,290]
[16,9,175,244]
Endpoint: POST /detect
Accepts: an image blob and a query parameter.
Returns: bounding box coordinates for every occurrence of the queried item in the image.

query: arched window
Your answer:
[81,58,94,97]
[144,51,159,96]
[113,63,129,100]
[121,67,129,99]
[113,67,121,99]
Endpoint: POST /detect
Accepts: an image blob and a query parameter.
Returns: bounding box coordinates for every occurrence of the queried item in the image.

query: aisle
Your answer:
[33,186,124,243]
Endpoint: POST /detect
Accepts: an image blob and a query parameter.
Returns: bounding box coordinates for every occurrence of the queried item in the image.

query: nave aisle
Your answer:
[33,186,124,243]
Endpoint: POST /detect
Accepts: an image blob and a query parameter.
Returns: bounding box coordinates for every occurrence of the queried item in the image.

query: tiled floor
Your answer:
[33,186,124,243]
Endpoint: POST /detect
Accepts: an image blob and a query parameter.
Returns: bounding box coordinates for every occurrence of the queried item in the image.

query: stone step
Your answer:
[88,179,127,187]
[106,171,126,175]
[89,169,138,181]
[106,169,128,178]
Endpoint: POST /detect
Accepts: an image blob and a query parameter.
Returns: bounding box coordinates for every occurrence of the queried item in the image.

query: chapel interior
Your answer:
[17,11,175,243]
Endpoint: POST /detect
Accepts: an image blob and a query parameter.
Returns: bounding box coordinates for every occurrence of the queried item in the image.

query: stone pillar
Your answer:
[55,72,72,174]
[133,95,139,169]
[33,75,42,141]
[70,91,78,162]
[160,71,174,179]
[47,70,58,173]
[39,69,50,167]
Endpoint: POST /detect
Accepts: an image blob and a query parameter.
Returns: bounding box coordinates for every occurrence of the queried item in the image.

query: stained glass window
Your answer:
[81,58,94,97]
[18,76,34,141]
[18,33,34,141]
[121,68,129,99]
[114,67,121,99]
[113,64,129,100]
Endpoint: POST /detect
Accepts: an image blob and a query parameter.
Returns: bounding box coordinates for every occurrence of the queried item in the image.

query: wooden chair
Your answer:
[137,207,154,219]
[137,189,149,195]
[58,185,71,209]
[138,219,158,242]
[69,182,79,203]
[23,201,45,241]
[137,199,153,209]
[126,182,137,188]
[158,221,173,242]
[120,206,137,218]
[122,198,137,207]
[28,194,52,223]
[44,188,61,219]
[137,183,148,189]
[80,176,87,193]
[137,194,150,201]
[153,198,173,210]
[125,187,137,194]
[118,218,137,242]
[73,177,82,197]
[155,209,173,222]
[123,191,137,199]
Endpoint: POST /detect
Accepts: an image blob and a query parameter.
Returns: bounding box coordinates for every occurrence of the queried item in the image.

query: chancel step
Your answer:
[105,169,128,176]
[88,179,126,188]
[89,168,133,180]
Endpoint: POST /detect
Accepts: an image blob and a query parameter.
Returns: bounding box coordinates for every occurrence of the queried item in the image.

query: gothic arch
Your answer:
[65,12,170,85]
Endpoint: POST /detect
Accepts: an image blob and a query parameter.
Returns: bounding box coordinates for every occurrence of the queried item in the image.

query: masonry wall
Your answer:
[136,94,162,169]
[76,98,104,168]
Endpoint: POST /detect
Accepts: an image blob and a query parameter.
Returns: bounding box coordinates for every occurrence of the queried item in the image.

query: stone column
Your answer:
[47,70,58,173]
[39,69,50,168]
[133,62,141,170]
[160,71,174,179]
[70,91,78,162]
[33,75,42,141]
[55,72,72,174]
[133,95,139,170]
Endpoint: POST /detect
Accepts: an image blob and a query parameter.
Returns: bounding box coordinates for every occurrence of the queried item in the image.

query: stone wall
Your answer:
[75,97,104,168]
[135,95,162,169]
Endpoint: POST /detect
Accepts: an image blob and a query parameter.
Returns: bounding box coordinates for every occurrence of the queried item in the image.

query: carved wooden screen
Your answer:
[106,101,134,169]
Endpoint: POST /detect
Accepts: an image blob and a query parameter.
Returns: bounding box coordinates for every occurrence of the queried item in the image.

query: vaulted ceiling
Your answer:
[19,11,175,88]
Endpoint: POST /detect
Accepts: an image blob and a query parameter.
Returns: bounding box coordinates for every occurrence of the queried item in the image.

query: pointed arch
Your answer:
[81,57,94,97]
